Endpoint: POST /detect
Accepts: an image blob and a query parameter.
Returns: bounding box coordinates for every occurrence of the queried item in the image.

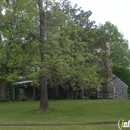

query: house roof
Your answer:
[12,80,32,85]
[113,74,128,88]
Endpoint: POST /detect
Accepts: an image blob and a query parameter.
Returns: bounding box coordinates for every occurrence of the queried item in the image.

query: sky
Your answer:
[68,0,130,49]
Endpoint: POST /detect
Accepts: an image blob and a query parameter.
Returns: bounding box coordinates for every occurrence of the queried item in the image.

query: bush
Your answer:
[77,94,82,99]
[0,99,13,102]
[89,95,97,99]
[6,99,13,102]
[21,98,27,101]
[0,100,7,102]
[53,95,63,100]
[35,95,40,100]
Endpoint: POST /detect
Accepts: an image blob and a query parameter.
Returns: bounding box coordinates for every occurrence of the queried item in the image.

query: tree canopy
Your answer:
[0,0,129,108]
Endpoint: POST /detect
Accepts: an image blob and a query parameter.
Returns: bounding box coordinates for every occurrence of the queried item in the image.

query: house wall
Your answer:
[14,86,39,100]
[113,77,128,99]
[12,77,128,100]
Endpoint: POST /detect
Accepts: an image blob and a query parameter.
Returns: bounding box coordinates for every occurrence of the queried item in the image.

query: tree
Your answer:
[0,0,20,101]
[37,0,49,111]
[100,21,130,69]
[100,21,130,95]
[26,0,105,104]
[0,0,38,101]
[33,0,103,109]
[0,0,116,107]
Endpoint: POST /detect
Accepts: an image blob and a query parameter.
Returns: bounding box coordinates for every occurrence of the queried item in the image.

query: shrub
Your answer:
[35,95,40,100]
[21,98,27,101]
[53,95,63,100]
[77,94,82,99]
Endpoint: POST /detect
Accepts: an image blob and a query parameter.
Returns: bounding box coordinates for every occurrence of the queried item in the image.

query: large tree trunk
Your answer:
[39,76,49,111]
[38,0,49,111]
[0,79,6,101]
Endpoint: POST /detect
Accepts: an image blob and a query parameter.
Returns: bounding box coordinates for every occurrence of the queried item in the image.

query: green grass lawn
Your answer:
[0,125,118,130]
[0,99,129,129]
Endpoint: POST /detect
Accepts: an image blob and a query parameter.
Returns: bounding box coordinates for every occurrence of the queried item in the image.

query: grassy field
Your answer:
[0,99,129,129]
[0,125,118,130]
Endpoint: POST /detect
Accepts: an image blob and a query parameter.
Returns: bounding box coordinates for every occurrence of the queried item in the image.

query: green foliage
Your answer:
[1,0,129,102]
[77,94,82,99]
[21,98,27,101]
[99,21,130,94]
[113,65,130,95]
[53,95,63,100]
[34,95,40,100]
[100,21,130,69]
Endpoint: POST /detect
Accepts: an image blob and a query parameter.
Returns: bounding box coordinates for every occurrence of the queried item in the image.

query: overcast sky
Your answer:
[68,0,130,48]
